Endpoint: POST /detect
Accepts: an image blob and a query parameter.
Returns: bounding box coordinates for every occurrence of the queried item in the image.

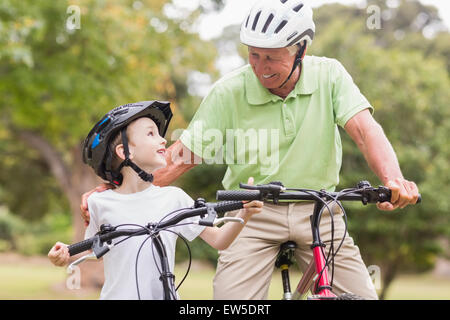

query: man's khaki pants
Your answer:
[213,202,378,300]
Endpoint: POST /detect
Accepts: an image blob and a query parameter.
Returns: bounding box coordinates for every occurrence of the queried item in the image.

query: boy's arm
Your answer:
[199,200,263,251]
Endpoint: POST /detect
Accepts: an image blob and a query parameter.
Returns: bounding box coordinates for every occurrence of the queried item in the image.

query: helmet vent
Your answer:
[286,31,298,41]
[252,11,261,31]
[274,20,287,34]
[280,0,288,3]
[261,14,274,33]
[293,3,304,12]
[245,14,250,28]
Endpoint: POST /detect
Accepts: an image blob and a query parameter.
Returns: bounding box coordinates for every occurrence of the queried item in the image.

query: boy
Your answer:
[48,101,263,299]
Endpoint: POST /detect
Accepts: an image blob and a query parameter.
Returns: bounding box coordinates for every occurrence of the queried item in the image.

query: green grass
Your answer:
[175,267,450,300]
[1,255,449,300]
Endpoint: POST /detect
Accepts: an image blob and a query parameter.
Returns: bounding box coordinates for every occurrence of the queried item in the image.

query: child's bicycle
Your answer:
[66,199,245,300]
[216,180,421,300]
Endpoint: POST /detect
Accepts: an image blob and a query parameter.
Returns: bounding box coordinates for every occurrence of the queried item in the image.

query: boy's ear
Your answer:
[115,144,133,160]
[115,144,126,161]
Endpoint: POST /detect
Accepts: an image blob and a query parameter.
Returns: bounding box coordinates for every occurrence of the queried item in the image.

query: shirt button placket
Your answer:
[282,103,295,137]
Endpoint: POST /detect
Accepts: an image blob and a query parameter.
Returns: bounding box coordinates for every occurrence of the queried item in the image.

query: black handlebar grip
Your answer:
[383,189,422,204]
[68,238,94,256]
[216,190,262,201]
[214,201,244,214]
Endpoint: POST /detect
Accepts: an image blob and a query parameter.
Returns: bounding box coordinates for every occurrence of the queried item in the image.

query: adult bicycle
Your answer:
[66,199,245,300]
[216,180,421,300]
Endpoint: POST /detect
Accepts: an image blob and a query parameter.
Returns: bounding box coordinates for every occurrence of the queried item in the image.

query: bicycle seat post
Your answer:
[275,241,297,300]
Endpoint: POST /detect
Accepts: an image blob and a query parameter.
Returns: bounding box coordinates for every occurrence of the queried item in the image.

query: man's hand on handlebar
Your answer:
[376,178,420,211]
[80,183,114,227]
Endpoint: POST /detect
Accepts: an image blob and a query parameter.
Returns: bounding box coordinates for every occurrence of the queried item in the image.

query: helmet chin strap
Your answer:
[278,42,307,89]
[116,127,154,183]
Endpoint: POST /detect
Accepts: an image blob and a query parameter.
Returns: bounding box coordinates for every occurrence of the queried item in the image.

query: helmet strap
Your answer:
[115,127,154,184]
[278,42,307,89]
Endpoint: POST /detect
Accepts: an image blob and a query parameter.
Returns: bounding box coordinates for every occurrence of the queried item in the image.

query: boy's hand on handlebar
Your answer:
[241,200,264,220]
[376,178,419,211]
[48,242,70,267]
[240,177,263,220]
[80,183,114,227]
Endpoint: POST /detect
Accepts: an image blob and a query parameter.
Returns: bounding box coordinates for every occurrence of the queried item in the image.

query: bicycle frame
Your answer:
[291,200,336,300]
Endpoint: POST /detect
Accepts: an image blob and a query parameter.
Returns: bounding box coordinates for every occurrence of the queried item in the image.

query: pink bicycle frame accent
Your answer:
[292,246,336,299]
[292,200,338,299]
[312,246,336,298]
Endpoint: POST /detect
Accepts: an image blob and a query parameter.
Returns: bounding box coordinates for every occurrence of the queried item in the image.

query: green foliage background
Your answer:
[0,0,448,296]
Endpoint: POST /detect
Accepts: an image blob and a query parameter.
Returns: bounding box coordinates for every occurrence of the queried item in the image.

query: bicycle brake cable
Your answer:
[156,228,192,292]
[285,188,336,291]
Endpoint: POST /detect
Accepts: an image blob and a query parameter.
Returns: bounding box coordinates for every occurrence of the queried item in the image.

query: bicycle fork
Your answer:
[152,233,177,300]
[308,200,336,299]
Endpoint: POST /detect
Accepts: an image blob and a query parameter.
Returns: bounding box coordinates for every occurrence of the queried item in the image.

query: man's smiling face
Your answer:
[248,46,296,90]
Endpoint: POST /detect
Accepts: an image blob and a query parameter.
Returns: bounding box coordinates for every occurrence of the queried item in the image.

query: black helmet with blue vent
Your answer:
[82,100,172,185]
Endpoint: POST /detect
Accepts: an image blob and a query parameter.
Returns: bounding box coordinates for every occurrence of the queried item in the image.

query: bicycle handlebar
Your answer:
[217,181,422,205]
[68,200,244,257]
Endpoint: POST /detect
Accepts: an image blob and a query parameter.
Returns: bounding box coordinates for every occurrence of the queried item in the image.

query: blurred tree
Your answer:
[309,2,450,299]
[0,0,218,288]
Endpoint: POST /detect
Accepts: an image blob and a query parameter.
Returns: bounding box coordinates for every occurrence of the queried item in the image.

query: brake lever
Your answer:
[212,217,244,227]
[199,203,217,227]
[239,182,286,204]
[67,235,112,272]
[239,182,286,192]
[67,251,97,273]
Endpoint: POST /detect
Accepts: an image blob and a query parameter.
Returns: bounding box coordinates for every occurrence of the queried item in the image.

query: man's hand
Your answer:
[152,139,199,187]
[376,178,420,211]
[80,183,114,226]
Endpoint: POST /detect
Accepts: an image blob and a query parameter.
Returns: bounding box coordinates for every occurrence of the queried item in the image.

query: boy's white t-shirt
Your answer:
[85,184,206,300]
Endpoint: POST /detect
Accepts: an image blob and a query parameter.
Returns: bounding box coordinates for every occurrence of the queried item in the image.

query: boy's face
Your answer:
[122,117,167,172]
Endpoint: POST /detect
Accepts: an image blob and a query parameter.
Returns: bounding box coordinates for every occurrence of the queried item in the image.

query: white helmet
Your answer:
[240,0,315,48]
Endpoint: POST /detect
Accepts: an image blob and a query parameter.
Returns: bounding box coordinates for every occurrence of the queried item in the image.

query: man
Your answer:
[81,0,419,299]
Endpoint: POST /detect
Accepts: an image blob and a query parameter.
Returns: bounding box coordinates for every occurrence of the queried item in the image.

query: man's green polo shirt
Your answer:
[180,55,373,191]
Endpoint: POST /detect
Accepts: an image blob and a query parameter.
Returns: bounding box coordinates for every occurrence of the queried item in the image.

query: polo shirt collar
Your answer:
[245,56,318,105]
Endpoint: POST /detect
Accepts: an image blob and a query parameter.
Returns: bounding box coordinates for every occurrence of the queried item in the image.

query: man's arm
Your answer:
[344,109,419,211]
[152,139,201,187]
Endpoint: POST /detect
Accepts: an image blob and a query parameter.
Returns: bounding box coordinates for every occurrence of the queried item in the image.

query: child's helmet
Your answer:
[82,100,173,185]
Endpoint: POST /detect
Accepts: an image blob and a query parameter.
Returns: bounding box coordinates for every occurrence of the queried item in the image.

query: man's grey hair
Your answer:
[286,40,306,56]
[286,45,298,56]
